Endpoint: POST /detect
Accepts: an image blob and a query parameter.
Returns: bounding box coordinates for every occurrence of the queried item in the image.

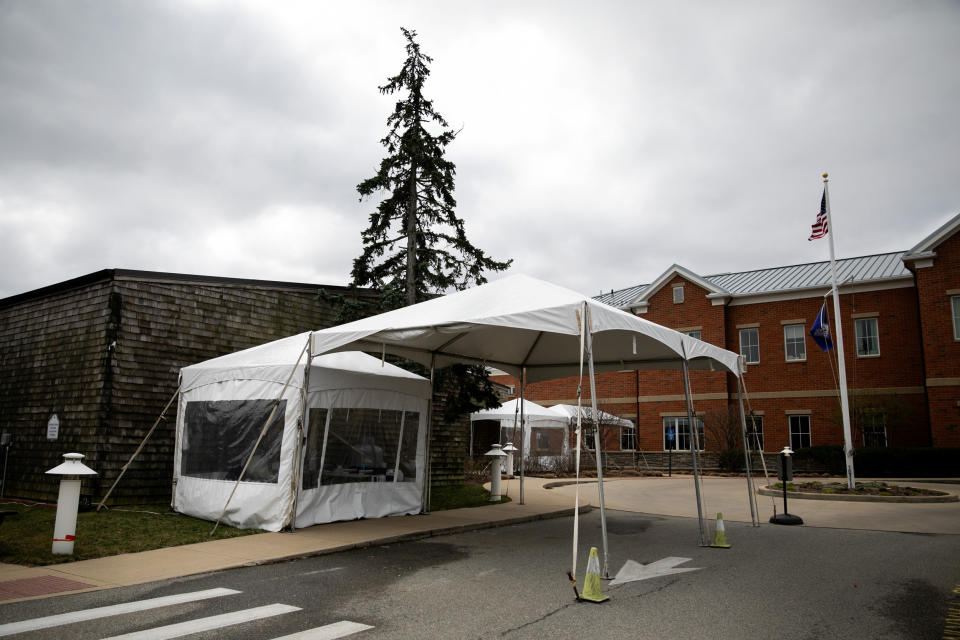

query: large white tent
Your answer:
[309,274,755,566]
[172,332,431,532]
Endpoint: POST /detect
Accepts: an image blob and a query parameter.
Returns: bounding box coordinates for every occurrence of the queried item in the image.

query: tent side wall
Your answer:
[294,387,428,526]
[173,375,302,532]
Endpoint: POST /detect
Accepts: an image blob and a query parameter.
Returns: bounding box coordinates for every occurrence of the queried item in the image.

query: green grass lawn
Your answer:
[0,501,261,567]
[0,484,507,566]
[430,484,511,510]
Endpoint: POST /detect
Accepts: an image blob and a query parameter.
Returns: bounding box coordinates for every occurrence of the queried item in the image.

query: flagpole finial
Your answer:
[822,172,829,179]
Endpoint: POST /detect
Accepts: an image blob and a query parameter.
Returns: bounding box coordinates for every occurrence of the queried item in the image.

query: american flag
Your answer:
[808,189,828,240]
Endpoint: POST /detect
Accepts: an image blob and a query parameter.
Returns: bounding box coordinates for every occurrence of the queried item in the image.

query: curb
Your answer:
[205,505,594,570]
[757,486,959,503]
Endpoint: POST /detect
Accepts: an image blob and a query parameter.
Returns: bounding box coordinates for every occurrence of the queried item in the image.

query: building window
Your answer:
[739,328,759,364]
[862,412,887,447]
[784,324,806,361]
[620,426,635,451]
[673,285,684,304]
[855,317,880,356]
[788,415,811,450]
[663,416,705,451]
[952,296,960,340]
[685,330,702,340]
[745,415,764,451]
[585,429,596,451]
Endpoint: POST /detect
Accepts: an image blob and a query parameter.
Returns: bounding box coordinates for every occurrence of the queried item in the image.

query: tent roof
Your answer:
[181,332,429,396]
[470,398,565,424]
[310,274,742,383]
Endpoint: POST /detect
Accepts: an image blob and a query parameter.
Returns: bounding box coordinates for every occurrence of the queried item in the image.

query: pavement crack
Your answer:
[499,599,581,637]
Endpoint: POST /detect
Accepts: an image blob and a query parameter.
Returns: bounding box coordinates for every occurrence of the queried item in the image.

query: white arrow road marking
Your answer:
[270,620,374,639]
[609,556,702,586]
[101,603,301,640]
[0,587,241,637]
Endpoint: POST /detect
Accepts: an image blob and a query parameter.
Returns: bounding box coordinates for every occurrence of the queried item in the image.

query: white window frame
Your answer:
[788,415,811,450]
[862,412,887,447]
[685,329,702,340]
[952,296,960,341]
[739,327,759,365]
[620,426,635,451]
[746,415,764,451]
[784,324,806,362]
[662,416,705,451]
[673,285,684,304]
[855,317,880,357]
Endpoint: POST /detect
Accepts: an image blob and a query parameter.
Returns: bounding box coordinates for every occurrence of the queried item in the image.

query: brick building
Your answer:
[495,213,960,457]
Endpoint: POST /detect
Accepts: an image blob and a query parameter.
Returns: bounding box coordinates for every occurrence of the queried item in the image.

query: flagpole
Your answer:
[822,173,856,490]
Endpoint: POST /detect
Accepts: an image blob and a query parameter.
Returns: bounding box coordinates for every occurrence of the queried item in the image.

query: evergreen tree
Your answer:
[348,27,512,420]
[352,27,511,309]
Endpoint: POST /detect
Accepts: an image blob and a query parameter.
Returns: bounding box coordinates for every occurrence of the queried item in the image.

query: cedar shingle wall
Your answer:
[0,278,113,500]
[0,274,365,503]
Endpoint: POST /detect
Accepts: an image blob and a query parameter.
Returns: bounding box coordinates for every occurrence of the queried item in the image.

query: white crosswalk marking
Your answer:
[270,620,374,640]
[0,587,241,637]
[101,603,302,640]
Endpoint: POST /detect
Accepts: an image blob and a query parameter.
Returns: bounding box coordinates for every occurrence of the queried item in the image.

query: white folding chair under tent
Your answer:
[172,332,431,532]
[471,398,570,463]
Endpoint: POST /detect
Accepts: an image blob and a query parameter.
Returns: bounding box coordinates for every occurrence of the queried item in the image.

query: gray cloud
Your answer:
[0,0,957,300]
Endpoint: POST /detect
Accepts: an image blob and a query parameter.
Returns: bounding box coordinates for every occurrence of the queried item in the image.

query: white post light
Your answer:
[502,442,518,477]
[484,445,508,502]
[46,453,97,554]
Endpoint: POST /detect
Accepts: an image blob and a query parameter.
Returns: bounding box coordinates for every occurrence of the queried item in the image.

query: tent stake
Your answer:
[97,384,181,511]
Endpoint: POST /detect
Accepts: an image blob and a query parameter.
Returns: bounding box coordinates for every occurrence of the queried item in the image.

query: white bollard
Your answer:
[484,445,508,502]
[46,453,97,555]
[502,442,518,477]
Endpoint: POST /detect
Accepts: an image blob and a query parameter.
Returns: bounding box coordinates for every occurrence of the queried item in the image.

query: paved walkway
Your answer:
[1,475,957,604]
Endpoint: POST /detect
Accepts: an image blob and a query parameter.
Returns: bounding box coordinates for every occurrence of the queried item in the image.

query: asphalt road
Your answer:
[2,510,958,639]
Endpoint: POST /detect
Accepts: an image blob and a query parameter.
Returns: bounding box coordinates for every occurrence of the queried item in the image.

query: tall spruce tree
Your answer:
[349,28,512,420]
[352,27,511,309]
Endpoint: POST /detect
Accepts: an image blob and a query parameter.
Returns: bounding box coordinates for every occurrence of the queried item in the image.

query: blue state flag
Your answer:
[810,303,834,351]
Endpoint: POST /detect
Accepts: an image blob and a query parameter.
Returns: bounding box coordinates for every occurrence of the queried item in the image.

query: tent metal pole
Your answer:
[423,354,436,514]
[737,372,759,526]
[287,341,313,532]
[681,354,708,546]
[97,384,181,511]
[585,306,610,578]
[519,369,526,505]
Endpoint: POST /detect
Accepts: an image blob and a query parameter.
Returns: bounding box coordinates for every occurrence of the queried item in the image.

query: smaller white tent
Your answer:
[173,332,430,532]
[471,399,569,461]
[548,404,634,450]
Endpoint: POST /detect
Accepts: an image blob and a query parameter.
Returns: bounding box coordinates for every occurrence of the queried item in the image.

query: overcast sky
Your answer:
[1,1,958,300]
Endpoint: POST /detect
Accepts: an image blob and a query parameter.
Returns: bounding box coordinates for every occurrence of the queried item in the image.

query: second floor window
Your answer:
[952,296,960,340]
[673,285,684,304]
[739,328,759,364]
[855,317,880,356]
[685,330,702,340]
[784,324,806,361]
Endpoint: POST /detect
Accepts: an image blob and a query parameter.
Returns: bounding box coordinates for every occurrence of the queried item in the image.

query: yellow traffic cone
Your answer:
[579,546,610,603]
[710,512,731,548]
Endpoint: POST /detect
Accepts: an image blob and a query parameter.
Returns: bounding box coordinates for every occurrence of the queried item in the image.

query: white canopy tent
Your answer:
[309,274,757,574]
[548,404,634,452]
[471,398,570,462]
[172,332,431,532]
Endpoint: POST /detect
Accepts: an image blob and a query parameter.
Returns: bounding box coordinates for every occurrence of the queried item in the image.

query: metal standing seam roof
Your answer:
[596,251,911,308]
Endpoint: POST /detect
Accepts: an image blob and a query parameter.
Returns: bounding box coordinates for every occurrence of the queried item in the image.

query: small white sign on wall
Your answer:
[46,414,59,441]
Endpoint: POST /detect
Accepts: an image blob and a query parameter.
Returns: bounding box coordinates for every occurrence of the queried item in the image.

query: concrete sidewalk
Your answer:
[1,475,957,604]
[0,479,574,604]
